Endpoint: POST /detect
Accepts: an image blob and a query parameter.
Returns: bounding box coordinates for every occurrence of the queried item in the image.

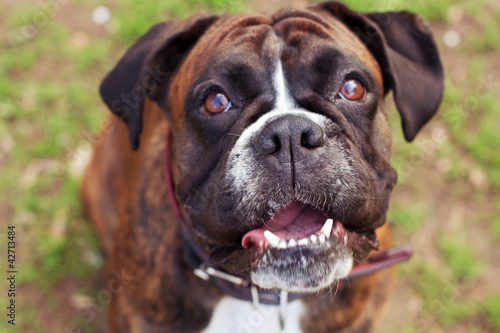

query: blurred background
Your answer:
[0,0,499,332]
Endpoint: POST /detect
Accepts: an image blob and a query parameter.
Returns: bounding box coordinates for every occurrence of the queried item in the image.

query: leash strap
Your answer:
[163,131,211,264]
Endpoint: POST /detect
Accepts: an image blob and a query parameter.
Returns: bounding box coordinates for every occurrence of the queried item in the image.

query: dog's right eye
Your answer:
[202,91,232,116]
[339,79,367,102]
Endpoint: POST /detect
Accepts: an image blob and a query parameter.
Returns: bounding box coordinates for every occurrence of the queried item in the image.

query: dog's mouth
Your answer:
[242,201,338,250]
[241,201,378,256]
[235,200,379,292]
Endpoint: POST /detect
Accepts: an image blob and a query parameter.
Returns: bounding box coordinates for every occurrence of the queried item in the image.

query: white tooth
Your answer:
[344,234,348,245]
[319,234,326,244]
[264,230,281,247]
[321,219,334,239]
[288,239,297,247]
[298,238,309,246]
[278,240,287,249]
[310,235,317,243]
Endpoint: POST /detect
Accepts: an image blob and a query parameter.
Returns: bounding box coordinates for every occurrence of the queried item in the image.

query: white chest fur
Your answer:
[201,297,304,333]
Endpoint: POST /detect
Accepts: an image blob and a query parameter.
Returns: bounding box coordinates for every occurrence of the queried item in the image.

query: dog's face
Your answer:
[172,12,395,292]
[100,2,443,292]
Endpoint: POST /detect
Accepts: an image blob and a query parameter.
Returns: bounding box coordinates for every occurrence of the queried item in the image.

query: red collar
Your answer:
[163,131,412,306]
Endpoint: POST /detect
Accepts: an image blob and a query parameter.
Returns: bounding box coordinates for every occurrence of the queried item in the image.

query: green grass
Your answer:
[493,214,500,240]
[442,77,500,188]
[388,202,429,232]
[337,0,492,21]
[18,304,47,333]
[470,15,500,51]
[113,0,248,43]
[484,293,500,331]
[406,262,453,307]
[400,260,482,329]
[439,301,481,328]
[438,235,480,280]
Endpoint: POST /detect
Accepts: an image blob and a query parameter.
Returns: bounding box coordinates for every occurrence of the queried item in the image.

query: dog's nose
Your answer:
[253,115,326,158]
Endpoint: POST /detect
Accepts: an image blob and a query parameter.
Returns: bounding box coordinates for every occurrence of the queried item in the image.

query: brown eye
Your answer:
[202,91,231,116]
[339,79,366,102]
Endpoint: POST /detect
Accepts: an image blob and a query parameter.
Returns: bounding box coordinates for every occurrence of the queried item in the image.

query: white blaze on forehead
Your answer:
[274,61,293,112]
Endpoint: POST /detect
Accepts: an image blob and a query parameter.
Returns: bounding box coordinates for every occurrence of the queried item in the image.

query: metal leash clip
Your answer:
[194,263,250,287]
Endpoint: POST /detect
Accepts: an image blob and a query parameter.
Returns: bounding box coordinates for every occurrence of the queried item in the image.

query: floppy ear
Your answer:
[99,15,220,150]
[312,2,444,141]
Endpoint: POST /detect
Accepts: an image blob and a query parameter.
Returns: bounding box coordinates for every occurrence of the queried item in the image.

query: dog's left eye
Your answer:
[339,79,366,102]
[202,91,232,116]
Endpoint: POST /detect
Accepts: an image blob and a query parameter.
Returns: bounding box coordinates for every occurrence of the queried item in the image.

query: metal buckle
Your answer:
[194,263,249,286]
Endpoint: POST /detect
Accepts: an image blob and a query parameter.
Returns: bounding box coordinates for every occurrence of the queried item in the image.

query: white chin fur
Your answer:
[250,254,353,293]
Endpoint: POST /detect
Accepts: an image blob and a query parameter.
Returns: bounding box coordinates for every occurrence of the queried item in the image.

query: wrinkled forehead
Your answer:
[272,11,382,84]
[172,10,382,102]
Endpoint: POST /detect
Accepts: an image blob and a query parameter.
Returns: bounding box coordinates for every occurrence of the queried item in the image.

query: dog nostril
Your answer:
[256,133,281,155]
[254,115,326,156]
[272,135,281,151]
[301,130,325,149]
[301,133,310,148]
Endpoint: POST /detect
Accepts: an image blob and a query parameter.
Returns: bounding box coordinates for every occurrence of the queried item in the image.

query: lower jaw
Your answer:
[208,226,378,287]
[250,238,353,292]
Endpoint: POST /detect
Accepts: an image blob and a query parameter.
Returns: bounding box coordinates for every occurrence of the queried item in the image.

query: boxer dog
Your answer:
[81,1,443,332]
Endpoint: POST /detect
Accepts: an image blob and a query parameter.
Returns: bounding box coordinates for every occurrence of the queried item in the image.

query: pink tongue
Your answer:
[241,201,327,248]
[262,201,305,229]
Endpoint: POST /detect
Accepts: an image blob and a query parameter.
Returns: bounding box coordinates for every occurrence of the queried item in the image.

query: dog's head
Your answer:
[100,2,443,292]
